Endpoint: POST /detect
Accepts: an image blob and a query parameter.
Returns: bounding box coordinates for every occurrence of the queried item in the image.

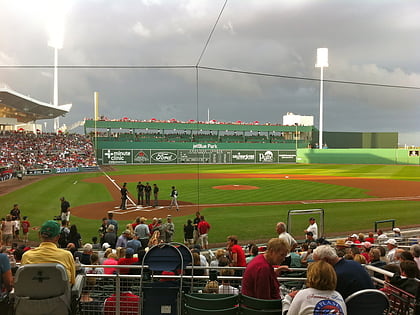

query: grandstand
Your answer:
[0,87,99,175]
[0,87,71,132]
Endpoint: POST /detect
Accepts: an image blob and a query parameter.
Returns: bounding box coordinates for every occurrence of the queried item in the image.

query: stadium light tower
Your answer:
[315,48,328,149]
[47,7,65,132]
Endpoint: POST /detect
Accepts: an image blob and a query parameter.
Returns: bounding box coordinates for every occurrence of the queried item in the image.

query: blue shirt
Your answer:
[334,258,374,299]
[0,253,11,290]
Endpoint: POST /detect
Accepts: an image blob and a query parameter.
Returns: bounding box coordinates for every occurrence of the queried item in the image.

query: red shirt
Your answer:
[230,244,246,267]
[21,220,30,233]
[241,254,280,299]
[104,292,140,315]
[118,257,139,274]
[197,220,211,235]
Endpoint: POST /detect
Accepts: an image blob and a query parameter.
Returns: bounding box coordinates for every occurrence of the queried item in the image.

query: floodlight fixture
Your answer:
[315,48,329,149]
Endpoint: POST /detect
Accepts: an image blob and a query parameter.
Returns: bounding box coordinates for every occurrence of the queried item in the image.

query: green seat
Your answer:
[185,305,238,315]
[240,294,282,313]
[183,293,239,310]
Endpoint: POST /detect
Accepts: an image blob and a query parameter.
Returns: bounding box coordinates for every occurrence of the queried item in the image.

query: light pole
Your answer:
[47,7,65,132]
[315,48,328,149]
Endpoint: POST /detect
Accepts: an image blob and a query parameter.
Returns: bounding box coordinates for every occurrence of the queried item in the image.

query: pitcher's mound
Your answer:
[213,185,259,190]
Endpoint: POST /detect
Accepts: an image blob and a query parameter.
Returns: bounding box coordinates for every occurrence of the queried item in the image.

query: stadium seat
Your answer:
[239,294,282,314]
[183,293,239,309]
[184,305,239,315]
[13,263,85,315]
[345,289,389,315]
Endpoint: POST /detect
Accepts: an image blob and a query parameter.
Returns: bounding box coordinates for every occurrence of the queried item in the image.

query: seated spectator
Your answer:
[290,250,302,268]
[118,248,138,274]
[397,250,414,263]
[284,260,346,315]
[246,244,259,264]
[226,235,246,269]
[353,254,367,264]
[377,246,387,262]
[209,248,227,270]
[301,242,316,267]
[390,261,419,295]
[365,232,375,244]
[0,252,12,293]
[103,282,140,315]
[192,244,209,276]
[84,252,104,275]
[103,253,118,275]
[313,245,374,299]
[377,229,388,244]
[360,241,372,263]
[186,252,204,276]
[368,248,386,280]
[385,239,398,263]
[381,264,402,295]
[79,243,93,265]
[409,244,420,270]
[218,268,239,295]
[21,220,76,284]
[203,280,219,294]
[100,247,113,264]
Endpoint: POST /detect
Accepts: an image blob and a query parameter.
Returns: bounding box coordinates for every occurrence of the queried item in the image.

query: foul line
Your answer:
[101,169,137,209]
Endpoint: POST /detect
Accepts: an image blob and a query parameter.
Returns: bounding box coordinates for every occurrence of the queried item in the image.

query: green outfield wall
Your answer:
[297,148,420,165]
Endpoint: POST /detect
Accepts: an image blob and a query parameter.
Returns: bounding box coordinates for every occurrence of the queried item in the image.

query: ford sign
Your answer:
[151,151,177,163]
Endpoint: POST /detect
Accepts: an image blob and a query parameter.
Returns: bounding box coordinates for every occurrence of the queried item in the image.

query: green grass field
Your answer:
[1,164,420,245]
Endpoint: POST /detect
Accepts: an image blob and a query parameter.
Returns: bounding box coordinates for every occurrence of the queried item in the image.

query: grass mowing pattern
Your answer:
[1,164,419,244]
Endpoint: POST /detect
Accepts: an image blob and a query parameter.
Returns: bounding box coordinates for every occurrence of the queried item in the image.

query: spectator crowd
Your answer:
[0,131,97,170]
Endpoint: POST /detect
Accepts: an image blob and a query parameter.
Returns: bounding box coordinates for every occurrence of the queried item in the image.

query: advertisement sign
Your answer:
[150,150,178,163]
[103,149,132,164]
[278,150,296,162]
[26,169,53,175]
[56,167,80,173]
[178,150,210,163]
[133,150,151,163]
[232,151,256,163]
[256,150,278,163]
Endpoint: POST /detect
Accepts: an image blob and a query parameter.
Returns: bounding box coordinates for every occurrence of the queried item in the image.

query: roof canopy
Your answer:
[0,88,71,123]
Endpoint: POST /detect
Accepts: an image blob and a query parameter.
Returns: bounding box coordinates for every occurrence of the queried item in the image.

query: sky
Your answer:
[0,0,419,145]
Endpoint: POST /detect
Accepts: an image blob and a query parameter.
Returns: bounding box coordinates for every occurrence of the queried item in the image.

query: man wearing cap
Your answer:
[134,217,150,248]
[120,182,128,210]
[385,239,398,263]
[21,220,76,284]
[304,217,318,240]
[163,215,175,243]
[116,230,132,248]
[393,227,403,241]
[377,229,388,244]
